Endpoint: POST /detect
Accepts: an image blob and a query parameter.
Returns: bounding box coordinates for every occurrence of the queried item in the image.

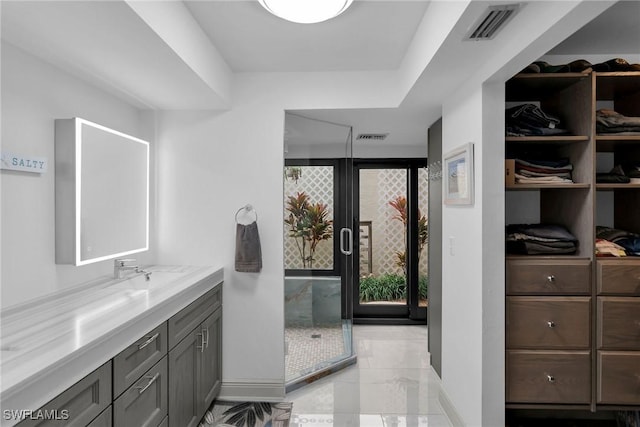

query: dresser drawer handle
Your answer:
[138,332,160,350]
[547,321,556,328]
[547,375,555,383]
[546,275,556,283]
[135,372,160,394]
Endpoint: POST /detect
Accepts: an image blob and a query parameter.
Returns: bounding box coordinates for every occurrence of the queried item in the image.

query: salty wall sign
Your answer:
[0,151,48,173]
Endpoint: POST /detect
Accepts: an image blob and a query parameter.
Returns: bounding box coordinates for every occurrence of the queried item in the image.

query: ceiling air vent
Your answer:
[465,4,520,41]
[356,133,389,142]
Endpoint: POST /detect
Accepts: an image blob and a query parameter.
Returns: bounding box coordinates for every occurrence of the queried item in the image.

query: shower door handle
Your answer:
[340,228,353,255]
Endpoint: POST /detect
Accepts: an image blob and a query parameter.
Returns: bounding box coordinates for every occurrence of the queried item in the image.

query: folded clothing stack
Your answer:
[520,58,640,74]
[506,104,569,137]
[631,165,640,184]
[596,239,627,257]
[597,226,640,256]
[506,224,578,255]
[514,158,573,184]
[596,109,640,134]
[596,164,640,184]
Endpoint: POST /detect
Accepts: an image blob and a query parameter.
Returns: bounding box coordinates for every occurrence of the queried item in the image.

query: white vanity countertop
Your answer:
[0,265,223,420]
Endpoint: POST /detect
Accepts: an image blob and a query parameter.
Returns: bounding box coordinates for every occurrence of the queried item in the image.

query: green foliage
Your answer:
[419,275,428,299]
[359,274,406,302]
[284,191,333,268]
[359,274,429,302]
[388,195,428,272]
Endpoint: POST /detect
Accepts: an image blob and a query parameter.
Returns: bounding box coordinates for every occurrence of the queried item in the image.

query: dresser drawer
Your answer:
[506,259,591,295]
[168,284,222,349]
[597,260,640,295]
[506,297,591,349]
[506,350,591,404]
[114,356,167,427]
[597,351,640,405]
[114,323,167,398]
[597,297,640,350]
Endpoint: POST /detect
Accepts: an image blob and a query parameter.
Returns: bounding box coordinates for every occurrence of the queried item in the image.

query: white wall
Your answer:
[441,86,485,426]
[155,71,407,397]
[0,42,156,308]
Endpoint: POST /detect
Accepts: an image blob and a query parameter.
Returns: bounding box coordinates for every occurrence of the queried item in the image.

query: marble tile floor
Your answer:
[286,325,453,427]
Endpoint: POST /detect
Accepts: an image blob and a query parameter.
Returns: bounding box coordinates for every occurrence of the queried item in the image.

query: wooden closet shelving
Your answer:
[505,70,640,415]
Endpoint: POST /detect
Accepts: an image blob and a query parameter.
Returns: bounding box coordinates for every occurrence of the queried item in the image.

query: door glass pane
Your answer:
[284,165,334,270]
[418,167,429,307]
[358,168,408,305]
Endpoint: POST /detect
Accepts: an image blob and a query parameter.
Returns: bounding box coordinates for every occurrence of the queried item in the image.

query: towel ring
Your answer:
[235,204,258,224]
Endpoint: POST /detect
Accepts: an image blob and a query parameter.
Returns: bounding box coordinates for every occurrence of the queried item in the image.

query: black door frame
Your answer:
[284,158,353,320]
[353,158,427,324]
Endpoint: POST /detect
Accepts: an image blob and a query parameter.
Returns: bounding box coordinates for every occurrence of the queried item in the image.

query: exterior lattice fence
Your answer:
[283,165,428,277]
[284,166,334,270]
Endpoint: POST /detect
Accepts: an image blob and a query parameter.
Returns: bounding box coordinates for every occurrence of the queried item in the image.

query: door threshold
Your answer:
[353,317,427,325]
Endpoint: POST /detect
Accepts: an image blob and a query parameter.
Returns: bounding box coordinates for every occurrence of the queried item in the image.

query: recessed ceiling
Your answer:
[184,0,430,72]
[548,0,640,55]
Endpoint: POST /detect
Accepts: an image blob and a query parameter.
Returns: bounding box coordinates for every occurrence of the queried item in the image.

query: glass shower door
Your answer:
[283,113,354,389]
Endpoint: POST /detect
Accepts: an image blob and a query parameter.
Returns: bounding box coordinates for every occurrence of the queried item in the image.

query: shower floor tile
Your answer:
[285,325,348,382]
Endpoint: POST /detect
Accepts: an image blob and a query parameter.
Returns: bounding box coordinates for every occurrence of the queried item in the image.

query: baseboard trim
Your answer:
[219,380,285,402]
[438,386,465,427]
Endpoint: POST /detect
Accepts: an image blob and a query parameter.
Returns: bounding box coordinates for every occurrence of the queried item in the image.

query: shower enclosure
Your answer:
[283,113,355,390]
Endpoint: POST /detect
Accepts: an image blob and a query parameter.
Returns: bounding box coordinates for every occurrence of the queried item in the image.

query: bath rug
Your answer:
[200,401,292,427]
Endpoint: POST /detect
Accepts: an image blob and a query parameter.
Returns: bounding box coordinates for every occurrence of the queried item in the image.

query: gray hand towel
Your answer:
[235,221,262,272]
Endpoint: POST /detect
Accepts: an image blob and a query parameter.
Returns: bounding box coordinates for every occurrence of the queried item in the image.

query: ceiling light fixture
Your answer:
[258,0,354,24]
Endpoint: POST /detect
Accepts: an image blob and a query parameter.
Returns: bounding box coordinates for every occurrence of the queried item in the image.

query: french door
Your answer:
[353,160,428,323]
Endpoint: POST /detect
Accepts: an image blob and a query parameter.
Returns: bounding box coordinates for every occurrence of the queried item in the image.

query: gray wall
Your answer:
[427,118,442,376]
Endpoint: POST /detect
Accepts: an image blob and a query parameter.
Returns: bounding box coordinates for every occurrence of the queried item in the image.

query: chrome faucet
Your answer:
[114,258,152,280]
[114,258,138,279]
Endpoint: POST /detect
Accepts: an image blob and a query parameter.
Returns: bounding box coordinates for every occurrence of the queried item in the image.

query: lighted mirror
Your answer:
[55,118,149,265]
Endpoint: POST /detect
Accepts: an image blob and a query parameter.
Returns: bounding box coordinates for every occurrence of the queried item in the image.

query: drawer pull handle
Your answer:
[547,275,556,283]
[196,332,205,353]
[202,327,210,349]
[547,321,556,328]
[547,375,555,383]
[138,332,160,350]
[136,373,160,394]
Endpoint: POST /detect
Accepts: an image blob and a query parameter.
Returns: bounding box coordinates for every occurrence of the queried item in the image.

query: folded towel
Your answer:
[235,221,263,273]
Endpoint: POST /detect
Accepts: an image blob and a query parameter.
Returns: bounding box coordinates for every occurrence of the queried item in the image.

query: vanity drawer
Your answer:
[506,350,591,404]
[87,406,112,427]
[168,284,222,349]
[506,259,591,295]
[597,351,640,405]
[597,260,640,295]
[114,323,167,398]
[17,361,111,427]
[114,356,167,427]
[597,297,640,350]
[506,297,591,349]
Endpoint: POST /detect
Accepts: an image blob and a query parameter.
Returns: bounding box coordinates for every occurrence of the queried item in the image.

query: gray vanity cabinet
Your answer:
[16,361,112,427]
[168,286,223,427]
[168,328,200,427]
[12,280,222,427]
[198,308,222,414]
[113,356,167,427]
[86,407,112,427]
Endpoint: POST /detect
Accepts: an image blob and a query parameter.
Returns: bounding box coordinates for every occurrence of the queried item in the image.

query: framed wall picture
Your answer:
[443,142,474,205]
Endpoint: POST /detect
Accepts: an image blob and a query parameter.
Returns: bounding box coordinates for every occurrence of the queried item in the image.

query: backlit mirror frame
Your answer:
[55,118,149,266]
